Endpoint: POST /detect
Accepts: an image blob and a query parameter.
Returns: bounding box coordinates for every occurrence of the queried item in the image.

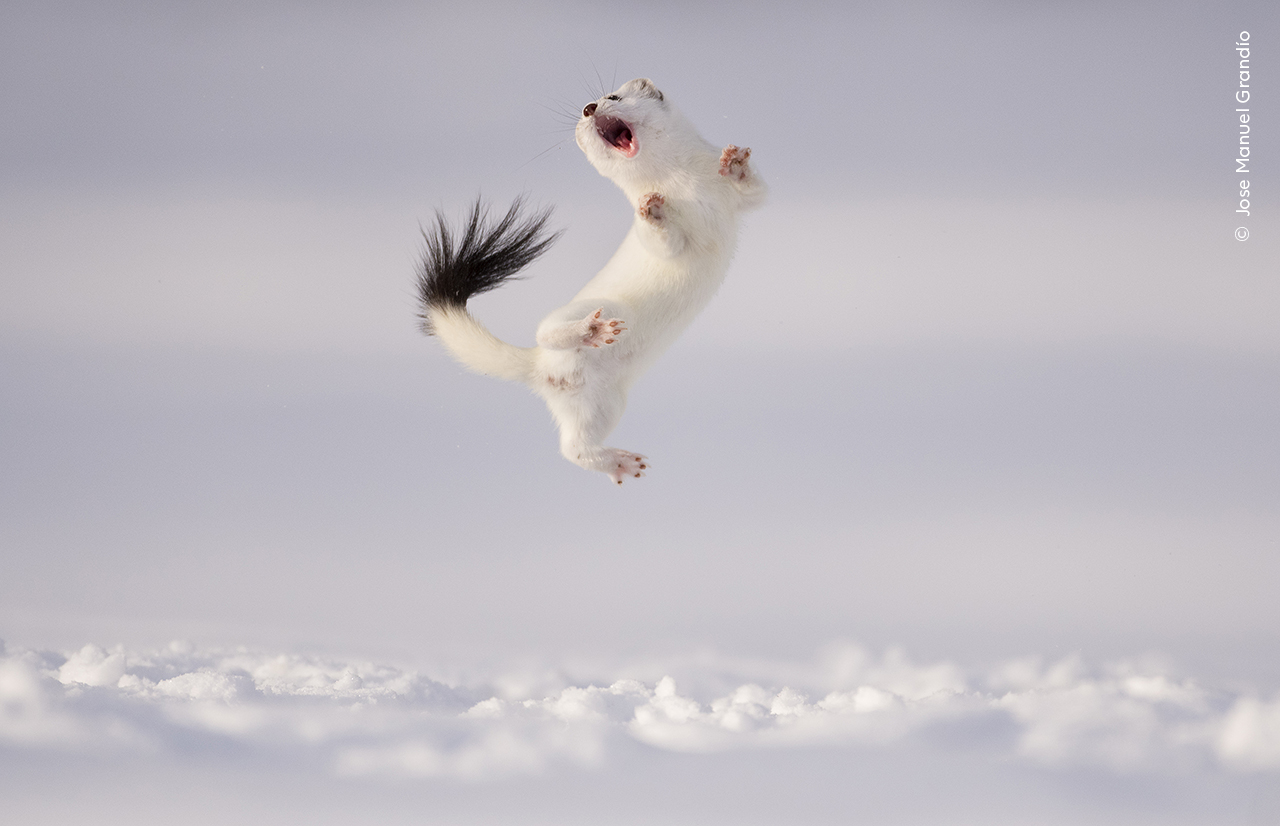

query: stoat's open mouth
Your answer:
[595,115,637,158]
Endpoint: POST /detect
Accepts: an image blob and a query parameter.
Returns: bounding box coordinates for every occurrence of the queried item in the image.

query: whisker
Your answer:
[515,137,572,172]
[591,60,606,98]
[558,95,585,113]
[576,66,599,104]
[538,99,580,127]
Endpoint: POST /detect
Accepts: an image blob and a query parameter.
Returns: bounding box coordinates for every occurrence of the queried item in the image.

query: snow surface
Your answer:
[4,640,1277,781]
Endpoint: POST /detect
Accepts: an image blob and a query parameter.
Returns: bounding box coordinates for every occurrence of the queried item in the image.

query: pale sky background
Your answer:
[2,1,1279,824]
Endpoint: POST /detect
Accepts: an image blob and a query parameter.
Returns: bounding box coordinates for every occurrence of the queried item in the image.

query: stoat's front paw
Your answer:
[580,308,627,349]
[637,192,666,223]
[719,145,752,182]
[604,449,649,485]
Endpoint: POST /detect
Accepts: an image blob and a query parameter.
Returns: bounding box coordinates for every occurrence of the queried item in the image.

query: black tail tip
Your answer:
[415,195,562,333]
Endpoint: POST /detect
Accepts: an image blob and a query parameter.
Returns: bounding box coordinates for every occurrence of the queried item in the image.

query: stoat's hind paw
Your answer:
[719,145,752,181]
[637,192,666,223]
[605,449,649,485]
[581,308,627,349]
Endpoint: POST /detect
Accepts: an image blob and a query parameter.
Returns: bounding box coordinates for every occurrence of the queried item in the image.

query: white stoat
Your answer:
[418,77,765,484]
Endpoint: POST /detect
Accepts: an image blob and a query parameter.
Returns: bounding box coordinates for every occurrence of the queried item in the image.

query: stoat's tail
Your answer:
[416,197,560,383]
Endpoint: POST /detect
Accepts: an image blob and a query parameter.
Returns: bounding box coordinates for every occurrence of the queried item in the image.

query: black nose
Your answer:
[582,102,597,117]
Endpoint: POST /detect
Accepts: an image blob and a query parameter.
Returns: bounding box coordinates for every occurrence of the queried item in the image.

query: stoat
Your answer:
[417,78,765,484]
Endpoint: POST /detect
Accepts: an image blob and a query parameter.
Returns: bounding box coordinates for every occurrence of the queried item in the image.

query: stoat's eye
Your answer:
[605,94,620,101]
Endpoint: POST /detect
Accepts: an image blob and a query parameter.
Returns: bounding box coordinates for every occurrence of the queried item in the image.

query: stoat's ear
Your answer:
[625,77,665,102]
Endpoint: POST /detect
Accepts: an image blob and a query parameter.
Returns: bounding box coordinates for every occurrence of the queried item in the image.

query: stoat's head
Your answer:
[576,78,702,188]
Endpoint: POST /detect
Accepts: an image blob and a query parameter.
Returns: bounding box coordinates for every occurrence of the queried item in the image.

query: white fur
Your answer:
[429,78,765,484]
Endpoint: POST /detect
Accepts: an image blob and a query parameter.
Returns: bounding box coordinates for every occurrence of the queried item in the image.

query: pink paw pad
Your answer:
[637,192,666,222]
[581,308,627,349]
[607,450,650,485]
[719,145,751,181]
